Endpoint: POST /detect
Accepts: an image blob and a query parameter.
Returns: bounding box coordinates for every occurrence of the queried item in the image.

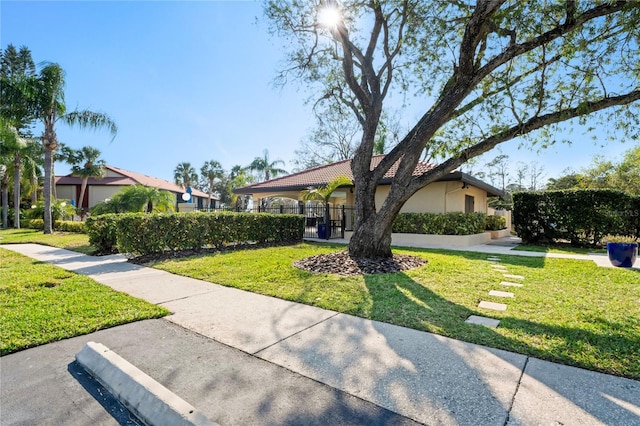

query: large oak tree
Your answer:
[265,0,640,258]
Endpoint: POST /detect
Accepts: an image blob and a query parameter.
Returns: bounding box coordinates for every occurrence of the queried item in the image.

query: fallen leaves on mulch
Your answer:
[293,250,427,276]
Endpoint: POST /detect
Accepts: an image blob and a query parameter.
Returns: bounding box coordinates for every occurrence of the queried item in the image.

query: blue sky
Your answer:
[1,1,634,186]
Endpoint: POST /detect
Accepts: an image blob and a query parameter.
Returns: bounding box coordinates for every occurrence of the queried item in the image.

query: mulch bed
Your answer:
[293,250,427,276]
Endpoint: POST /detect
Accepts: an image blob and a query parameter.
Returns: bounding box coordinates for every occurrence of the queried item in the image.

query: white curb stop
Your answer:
[76,342,217,426]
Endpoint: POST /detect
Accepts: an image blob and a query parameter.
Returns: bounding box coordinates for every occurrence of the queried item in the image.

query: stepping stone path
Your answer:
[500,281,523,288]
[489,290,514,298]
[478,301,507,311]
[469,256,527,327]
[465,315,500,328]
[503,274,525,280]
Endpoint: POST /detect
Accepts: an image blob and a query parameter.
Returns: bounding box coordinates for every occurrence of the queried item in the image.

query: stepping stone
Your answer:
[489,290,514,298]
[487,256,501,260]
[503,274,525,280]
[500,281,523,287]
[491,264,507,269]
[465,315,500,328]
[478,301,507,311]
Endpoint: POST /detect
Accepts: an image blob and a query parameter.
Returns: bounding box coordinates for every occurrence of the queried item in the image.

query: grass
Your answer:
[0,228,93,254]
[2,229,638,379]
[514,243,606,255]
[147,242,640,380]
[0,248,169,355]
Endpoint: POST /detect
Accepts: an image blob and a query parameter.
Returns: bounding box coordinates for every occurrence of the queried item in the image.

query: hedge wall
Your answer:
[392,212,488,235]
[86,212,305,256]
[513,189,640,246]
[23,219,85,233]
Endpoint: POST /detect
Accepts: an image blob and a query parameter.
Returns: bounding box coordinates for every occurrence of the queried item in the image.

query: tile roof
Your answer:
[235,155,432,192]
[235,155,502,197]
[56,165,215,199]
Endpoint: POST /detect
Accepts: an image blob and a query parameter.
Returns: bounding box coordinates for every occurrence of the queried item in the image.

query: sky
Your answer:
[1,0,635,186]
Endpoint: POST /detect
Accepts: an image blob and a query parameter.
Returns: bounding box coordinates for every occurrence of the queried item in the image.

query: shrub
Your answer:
[115,212,305,256]
[55,221,86,233]
[513,189,639,246]
[85,214,120,253]
[26,219,45,230]
[393,212,486,235]
[485,215,507,231]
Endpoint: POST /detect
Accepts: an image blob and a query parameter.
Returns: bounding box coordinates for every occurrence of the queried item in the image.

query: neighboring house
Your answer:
[55,165,216,211]
[235,155,502,215]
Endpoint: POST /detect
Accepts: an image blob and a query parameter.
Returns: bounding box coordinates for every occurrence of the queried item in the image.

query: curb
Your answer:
[76,342,217,426]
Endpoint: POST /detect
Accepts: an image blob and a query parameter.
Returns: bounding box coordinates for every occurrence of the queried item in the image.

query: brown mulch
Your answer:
[293,250,427,276]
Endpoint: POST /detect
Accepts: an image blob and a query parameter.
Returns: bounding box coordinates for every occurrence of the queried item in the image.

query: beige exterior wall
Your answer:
[56,186,75,202]
[90,186,126,208]
[374,182,489,214]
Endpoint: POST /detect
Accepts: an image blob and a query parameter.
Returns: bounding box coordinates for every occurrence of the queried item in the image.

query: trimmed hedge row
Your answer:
[24,219,85,233]
[86,212,305,256]
[392,212,489,235]
[513,189,640,246]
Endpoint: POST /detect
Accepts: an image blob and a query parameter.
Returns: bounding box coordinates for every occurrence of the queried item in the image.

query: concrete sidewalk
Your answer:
[2,243,639,425]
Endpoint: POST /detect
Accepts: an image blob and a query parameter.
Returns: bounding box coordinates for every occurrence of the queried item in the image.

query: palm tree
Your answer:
[302,175,352,234]
[1,45,38,229]
[200,160,223,209]
[116,185,175,213]
[248,149,287,181]
[67,146,105,216]
[20,63,116,233]
[11,135,41,227]
[174,162,198,189]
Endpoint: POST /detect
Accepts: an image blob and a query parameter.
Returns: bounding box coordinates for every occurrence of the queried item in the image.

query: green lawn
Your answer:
[0,248,169,355]
[147,242,640,379]
[0,228,93,253]
[2,229,638,379]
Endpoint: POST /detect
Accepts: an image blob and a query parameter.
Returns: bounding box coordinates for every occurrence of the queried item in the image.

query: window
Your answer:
[465,195,475,213]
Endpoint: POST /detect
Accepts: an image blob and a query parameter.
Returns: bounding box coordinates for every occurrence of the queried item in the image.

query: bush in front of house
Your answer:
[513,189,639,246]
[392,212,487,235]
[25,218,45,230]
[485,215,507,231]
[109,212,304,256]
[55,221,86,233]
[85,214,120,253]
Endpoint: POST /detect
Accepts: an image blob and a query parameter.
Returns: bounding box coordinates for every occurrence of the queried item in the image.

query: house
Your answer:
[235,155,502,213]
[55,165,216,212]
[235,155,507,244]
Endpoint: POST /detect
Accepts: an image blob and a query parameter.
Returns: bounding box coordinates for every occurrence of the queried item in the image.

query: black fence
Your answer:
[197,204,354,240]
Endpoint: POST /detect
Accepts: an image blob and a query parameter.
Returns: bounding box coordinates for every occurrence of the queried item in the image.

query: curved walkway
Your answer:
[2,243,639,425]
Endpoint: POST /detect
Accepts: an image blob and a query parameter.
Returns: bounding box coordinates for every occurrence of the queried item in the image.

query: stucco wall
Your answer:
[374,182,489,214]
[89,186,125,208]
[56,186,75,203]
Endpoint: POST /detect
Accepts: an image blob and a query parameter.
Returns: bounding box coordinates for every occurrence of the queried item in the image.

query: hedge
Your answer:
[86,212,305,256]
[392,212,487,235]
[513,189,640,246]
[85,214,120,253]
[56,221,86,233]
[485,215,507,231]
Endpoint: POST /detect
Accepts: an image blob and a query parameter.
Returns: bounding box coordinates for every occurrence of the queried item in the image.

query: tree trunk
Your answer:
[78,177,88,216]
[43,147,53,234]
[31,173,37,204]
[347,176,397,258]
[13,156,21,228]
[348,215,395,258]
[1,180,8,229]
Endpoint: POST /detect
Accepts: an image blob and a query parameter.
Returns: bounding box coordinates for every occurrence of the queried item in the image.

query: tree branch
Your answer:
[409,90,640,192]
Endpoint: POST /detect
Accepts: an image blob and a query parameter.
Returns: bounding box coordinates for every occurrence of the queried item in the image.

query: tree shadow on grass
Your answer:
[356,271,640,424]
